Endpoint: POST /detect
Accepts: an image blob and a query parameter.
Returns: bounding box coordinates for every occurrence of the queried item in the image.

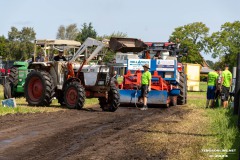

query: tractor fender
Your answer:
[28,62,53,70]
[62,77,81,90]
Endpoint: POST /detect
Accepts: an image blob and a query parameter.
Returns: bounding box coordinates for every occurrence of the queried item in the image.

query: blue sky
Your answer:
[1,0,239,62]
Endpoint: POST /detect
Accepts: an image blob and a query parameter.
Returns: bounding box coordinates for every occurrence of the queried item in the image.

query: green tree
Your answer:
[206,60,214,69]
[20,27,36,42]
[8,27,20,41]
[0,36,8,58]
[76,22,97,43]
[206,21,240,68]
[56,25,65,39]
[170,22,209,64]
[7,26,36,60]
[56,24,78,40]
[98,31,128,40]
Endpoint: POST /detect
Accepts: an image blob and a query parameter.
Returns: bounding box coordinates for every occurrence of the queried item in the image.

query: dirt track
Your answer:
[0,105,208,160]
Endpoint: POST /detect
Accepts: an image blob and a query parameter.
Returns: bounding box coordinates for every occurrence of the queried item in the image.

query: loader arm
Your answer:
[70,37,105,63]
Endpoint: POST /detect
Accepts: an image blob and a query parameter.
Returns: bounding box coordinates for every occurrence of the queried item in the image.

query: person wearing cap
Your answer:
[206,68,219,108]
[35,52,45,62]
[54,50,67,61]
[220,64,232,108]
[139,64,151,110]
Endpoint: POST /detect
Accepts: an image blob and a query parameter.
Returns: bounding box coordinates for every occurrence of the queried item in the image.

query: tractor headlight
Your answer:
[98,81,105,86]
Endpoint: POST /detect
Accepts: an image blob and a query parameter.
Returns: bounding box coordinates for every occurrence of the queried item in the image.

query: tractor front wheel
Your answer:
[99,83,120,112]
[177,73,187,105]
[64,81,85,109]
[25,70,54,106]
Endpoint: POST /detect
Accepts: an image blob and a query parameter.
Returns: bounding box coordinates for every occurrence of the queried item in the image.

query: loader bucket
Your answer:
[109,37,148,53]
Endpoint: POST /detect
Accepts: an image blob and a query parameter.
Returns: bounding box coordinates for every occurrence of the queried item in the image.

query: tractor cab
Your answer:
[33,39,81,62]
[143,42,186,59]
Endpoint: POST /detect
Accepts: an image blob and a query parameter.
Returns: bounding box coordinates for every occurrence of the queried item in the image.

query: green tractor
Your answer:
[4,61,29,99]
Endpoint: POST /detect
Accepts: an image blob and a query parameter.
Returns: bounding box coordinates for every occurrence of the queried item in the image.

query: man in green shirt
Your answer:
[139,64,151,110]
[206,68,219,108]
[221,64,232,108]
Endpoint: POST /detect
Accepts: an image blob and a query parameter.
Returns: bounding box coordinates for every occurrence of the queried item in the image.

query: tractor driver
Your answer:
[54,50,67,61]
[35,52,45,62]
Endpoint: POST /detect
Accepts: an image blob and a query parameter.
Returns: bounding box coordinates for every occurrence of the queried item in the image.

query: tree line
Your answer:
[0,21,239,69]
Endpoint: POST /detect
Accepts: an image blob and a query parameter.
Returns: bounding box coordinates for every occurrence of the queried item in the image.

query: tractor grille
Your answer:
[97,72,108,86]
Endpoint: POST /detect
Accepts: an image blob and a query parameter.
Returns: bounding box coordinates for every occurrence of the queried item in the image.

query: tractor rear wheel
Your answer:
[177,73,187,105]
[4,81,12,99]
[99,83,120,112]
[25,70,54,106]
[9,67,18,86]
[6,67,19,98]
[64,81,85,109]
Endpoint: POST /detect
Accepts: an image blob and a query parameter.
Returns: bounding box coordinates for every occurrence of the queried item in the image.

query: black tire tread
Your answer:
[25,70,54,106]
[8,67,18,86]
[177,73,187,105]
[64,81,85,109]
[99,83,120,112]
[4,81,12,99]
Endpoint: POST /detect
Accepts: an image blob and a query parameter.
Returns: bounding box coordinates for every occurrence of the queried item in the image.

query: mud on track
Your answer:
[0,105,208,160]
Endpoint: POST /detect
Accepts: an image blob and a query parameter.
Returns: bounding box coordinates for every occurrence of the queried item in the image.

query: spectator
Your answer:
[138,64,151,110]
[152,51,161,59]
[54,50,67,61]
[145,50,151,59]
[206,68,219,108]
[35,52,45,62]
[221,64,232,108]
[112,71,118,80]
[214,68,222,107]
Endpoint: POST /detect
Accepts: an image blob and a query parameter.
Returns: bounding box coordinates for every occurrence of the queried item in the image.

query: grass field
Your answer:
[0,85,99,115]
[0,83,239,159]
[188,82,240,159]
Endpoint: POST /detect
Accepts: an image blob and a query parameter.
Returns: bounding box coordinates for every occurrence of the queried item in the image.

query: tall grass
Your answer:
[204,107,240,159]
[188,82,239,159]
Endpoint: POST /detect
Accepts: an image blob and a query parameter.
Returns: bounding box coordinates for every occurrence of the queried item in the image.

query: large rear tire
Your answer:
[177,73,187,105]
[25,70,54,106]
[64,81,85,109]
[5,67,19,98]
[9,67,18,86]
[4,81,12,99]
[99,83,120,112]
